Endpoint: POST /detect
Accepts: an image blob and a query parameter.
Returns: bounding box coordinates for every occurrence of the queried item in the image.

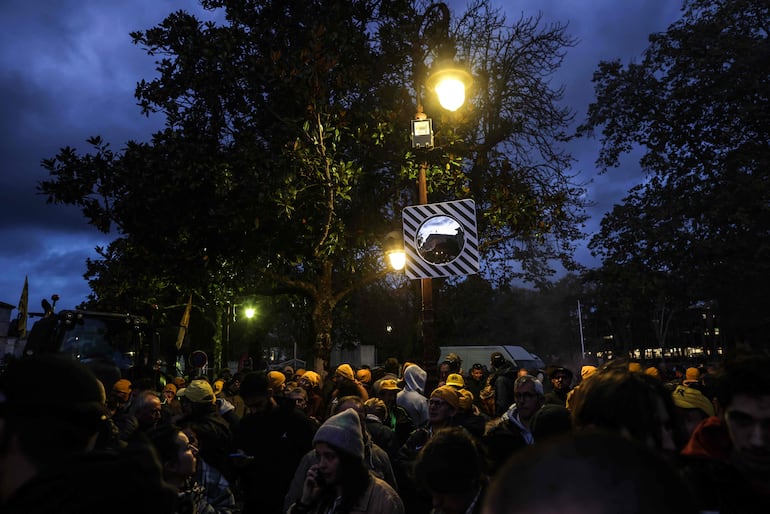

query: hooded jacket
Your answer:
[397,365,428,428]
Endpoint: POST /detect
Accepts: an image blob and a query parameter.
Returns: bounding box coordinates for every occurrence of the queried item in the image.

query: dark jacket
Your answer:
[234,399,317,514]
[2,442,177,514]
[490,362,517,416]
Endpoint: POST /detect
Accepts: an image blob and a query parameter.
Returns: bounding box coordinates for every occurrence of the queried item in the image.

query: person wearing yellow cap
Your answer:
[177,379,235,479]
[298,371,325,420]
[682,367,702,388]
[672,384,715,439]
[395,386,460,514]
[161,382,183,419]
[377,379,414,450]
[356,367,373,397]
[268,370,287,395]
[328,364,369,416]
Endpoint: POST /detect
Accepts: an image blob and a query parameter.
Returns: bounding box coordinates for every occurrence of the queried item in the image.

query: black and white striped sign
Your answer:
[402,199,480,279]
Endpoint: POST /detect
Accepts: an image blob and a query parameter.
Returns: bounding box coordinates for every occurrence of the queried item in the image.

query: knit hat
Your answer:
[336,363,355,381]
[683,367,701,384]
[300,371,321,388]
[172,376,187,389]
[379,379,401,391]
[313,408,364,459]
[530,404,572,441]
[672,385,715,417]
[267,371,286,390]
[112,378,132,396]
[356,368,372,384]
[443,373,462,388]
[430,386,460,410]
[580,366,597,380]
[178,379,216,404]
[212,379,224,396]
[645,367,661,379]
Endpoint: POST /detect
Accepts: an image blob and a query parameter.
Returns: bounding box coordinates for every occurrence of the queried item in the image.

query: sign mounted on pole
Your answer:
[402,199,480,279]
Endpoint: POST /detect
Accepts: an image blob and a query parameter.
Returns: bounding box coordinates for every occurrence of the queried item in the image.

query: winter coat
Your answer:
[287,474,403,514]
[397,365,428,428]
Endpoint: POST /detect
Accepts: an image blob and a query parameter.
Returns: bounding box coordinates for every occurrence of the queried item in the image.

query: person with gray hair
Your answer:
[482,375,545,474]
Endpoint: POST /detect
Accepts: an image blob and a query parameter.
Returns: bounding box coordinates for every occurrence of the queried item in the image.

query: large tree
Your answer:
[581,0,770,349]
[39,0,586,374]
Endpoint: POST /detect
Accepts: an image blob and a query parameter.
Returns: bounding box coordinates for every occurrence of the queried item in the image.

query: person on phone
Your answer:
[288,408,403,514]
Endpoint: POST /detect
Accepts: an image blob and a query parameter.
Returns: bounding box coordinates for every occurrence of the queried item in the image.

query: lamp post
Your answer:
[409,2,472,382]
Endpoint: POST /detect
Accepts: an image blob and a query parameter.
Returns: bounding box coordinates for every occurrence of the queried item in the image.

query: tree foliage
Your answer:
[581,0,770,349]
[39,0,586,373]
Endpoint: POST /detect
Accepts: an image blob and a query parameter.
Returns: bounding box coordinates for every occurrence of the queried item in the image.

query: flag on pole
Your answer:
[17,276,29,339]
[176,294,192,350]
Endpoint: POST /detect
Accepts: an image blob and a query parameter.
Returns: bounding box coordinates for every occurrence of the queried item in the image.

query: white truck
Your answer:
[438,345,545,374]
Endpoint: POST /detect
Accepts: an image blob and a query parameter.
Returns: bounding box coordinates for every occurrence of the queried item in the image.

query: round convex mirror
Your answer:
[416,215,465,264]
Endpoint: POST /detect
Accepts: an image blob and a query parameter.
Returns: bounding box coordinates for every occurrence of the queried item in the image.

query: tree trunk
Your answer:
[311,261,336,377]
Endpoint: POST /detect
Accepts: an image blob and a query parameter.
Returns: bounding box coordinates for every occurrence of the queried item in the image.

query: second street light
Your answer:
[408,2,472,382]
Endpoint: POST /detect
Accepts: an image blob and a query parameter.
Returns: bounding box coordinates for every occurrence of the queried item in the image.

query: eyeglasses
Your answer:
[514,392,538,401]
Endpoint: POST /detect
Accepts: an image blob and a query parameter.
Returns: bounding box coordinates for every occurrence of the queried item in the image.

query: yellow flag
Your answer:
[17,276,29,339]
[176,294,192,350]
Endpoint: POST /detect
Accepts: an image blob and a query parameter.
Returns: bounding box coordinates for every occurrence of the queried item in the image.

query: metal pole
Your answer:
[419,162,437,379]
[577,300,585,359]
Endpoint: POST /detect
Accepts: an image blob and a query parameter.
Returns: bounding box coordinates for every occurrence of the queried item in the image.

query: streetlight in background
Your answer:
[384,230,407,271]
[409,2,472,380]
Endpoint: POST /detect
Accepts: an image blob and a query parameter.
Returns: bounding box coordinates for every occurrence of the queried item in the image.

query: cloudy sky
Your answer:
[0,0,682,312]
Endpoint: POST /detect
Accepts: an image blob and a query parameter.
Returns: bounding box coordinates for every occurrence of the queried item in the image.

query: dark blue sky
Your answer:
[0,0,682,312]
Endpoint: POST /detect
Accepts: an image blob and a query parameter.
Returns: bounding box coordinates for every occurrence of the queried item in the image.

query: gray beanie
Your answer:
[312,408,364,459]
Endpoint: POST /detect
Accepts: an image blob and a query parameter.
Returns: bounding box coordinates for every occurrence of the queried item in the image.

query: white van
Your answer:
[438,345,545,373]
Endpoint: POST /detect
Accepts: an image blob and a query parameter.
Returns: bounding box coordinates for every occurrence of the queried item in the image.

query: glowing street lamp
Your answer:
[384,230,406,271]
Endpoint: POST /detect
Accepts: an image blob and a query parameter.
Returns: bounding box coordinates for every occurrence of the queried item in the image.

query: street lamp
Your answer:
[410,2,472,380]
[384,230,406,271]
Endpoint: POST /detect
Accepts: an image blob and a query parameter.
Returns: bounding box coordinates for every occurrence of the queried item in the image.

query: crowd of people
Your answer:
[0,349,768,514]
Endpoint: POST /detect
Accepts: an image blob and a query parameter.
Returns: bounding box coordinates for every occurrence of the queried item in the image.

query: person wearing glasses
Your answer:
[394,386,460,514]
[483,375,546,474]
[147,424,237,514]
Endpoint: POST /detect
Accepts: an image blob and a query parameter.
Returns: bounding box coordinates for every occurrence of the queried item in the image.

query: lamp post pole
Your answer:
[409,2,471,387]
[417,159,437,379]
[414,46,437,383]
